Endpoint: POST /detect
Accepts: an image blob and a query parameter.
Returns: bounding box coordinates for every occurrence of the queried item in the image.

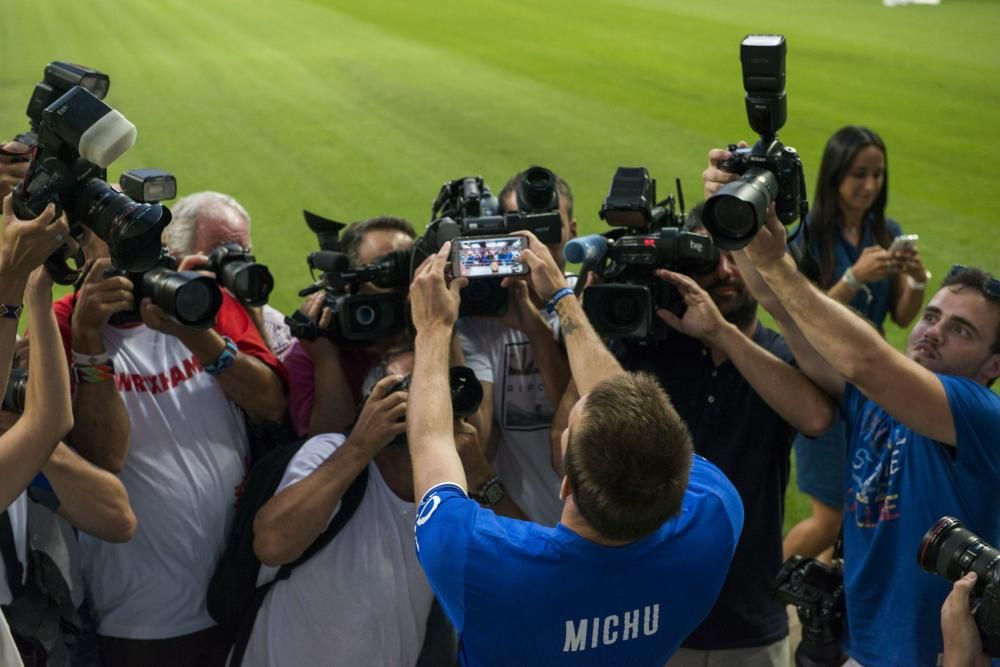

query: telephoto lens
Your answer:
[141,267,223,330]
[919,516,1000,587]
[2,369,28,414]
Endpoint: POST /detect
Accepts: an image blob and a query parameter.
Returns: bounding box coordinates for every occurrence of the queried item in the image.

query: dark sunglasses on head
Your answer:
[946,265,1000,299]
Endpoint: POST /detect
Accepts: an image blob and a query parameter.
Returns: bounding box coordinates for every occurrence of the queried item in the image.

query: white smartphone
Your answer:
[889,234,919,253]
[451,236,529,279]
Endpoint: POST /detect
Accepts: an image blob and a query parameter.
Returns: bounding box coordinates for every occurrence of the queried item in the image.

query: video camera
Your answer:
[772,555,847,667]
[702,35,809,250]
[11,63,171,284]
[108,248,223,330]
[285,211,408,346]
[567,167,717,340]
[418,167,564,317]
[919,517,1000,657]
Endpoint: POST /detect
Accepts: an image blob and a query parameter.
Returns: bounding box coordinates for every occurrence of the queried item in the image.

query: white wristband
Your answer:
[907,271,931,291]
[72,349,112,366]
[842,267,865,291]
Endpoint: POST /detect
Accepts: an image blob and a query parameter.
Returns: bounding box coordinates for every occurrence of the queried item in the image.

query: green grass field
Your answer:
[3,0,998,533]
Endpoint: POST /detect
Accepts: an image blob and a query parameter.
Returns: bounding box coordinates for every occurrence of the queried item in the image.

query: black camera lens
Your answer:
[603,293,640,331]
[919,517,1000,590]
[702,169,778,251]
[219,261,274,308]
[143,268,222,330]
[517,166,559,212]
[3,369,28,414]
[449,366,483,418]
[353,304,377,328]
[75,179,171,273]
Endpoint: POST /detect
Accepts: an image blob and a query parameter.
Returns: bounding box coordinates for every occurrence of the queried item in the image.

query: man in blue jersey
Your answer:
[406,237,744,666]
[704,156,1000,666]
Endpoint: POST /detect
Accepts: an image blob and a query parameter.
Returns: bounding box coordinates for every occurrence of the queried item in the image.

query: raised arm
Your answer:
[743,213,956,444]
[0,267,74,509]
[655,268,835,436]
[516,232,623,395]
[408,244,470,501]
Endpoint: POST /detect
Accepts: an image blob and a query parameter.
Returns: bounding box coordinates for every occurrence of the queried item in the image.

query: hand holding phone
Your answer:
[889,234,919,254]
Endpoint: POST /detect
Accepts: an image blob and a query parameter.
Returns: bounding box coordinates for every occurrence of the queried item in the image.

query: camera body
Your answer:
[2,369,28,414]
[18,61,110,148]
[702,35,809,250]
[13,82,170,284]
[200,244,274,308]
[919,517,1000,657]
[772,555,847,667]
[108,248,223,330]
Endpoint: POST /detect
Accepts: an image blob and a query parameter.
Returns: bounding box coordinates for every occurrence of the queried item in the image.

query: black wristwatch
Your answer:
[471,476,506,507]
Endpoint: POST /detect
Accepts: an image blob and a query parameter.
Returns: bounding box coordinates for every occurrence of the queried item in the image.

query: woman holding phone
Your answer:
[784,125,930,561]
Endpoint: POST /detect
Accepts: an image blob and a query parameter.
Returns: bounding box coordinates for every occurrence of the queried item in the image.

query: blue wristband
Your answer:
[545,287,574,314]
[204,336,238,376]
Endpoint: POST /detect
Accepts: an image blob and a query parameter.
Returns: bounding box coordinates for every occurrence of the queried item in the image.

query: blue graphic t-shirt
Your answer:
[841,375,1000,667]
[414,455,744,666]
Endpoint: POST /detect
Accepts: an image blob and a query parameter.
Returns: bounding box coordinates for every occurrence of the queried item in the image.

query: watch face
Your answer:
[483,480,506,506]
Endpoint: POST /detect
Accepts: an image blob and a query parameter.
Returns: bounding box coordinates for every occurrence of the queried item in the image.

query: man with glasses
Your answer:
[613,203,837,667]
[718,185,1000,666]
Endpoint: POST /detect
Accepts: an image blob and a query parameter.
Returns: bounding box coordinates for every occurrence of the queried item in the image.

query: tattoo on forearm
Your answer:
[559,313,578,336]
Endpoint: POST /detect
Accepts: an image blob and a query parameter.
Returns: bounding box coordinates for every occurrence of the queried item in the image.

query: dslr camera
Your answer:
[919,516,1000,657]
[418,167,563,317]
[286,212,408,346]
[108,247,223,330]
[198,244,274,308]
[702,35,809,250]
[380,366,484,448]
[569,167,717,340]
[3,369,28,414]
[772,555,847,667]
[12,63,171,284]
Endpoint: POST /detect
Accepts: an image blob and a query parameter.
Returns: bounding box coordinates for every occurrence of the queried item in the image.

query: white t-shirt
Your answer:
[78,324,249,639]
[457,286,574,527]
[242,434,433,667]
[261,305,293,361]
[0,492,28,605]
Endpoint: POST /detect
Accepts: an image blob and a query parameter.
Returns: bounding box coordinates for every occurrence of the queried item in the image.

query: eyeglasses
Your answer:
[945,265,1000,299]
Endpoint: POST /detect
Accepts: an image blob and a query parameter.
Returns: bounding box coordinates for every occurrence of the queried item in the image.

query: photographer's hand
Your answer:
[942,572,989,667]
[346,374,408,456]
[71,258,135,351]
[743,205,790,270]
[654,269,729,342]
[0,196,70,282]
[410,242,466,335]
[702,142,749,199]
[0,140,31,201]
[512,230,567,302]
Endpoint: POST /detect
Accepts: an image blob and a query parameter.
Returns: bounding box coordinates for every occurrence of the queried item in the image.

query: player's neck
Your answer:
[559,497,631,547]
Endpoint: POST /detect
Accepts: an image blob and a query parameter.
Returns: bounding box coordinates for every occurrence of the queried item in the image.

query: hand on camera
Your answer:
[852,246,898,284]
[348,374,408,456]
[0,140,31,201]
[702,142,749,199]
[941,572,987,666]
[71,257,135,345]
[512,231,566,303]
[654,270,728,341]
[297,291,337,357]
[0,196,71,282]
[743,205,789,269]
[410,242,466,334]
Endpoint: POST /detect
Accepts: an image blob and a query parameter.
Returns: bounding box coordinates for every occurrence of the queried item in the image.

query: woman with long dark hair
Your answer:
[784,126,930,561]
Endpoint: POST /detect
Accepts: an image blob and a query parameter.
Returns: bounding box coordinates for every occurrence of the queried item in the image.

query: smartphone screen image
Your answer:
[452,236,528,278]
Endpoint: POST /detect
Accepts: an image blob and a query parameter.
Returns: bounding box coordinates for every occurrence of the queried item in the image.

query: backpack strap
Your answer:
[227,466,370,667]
[0,511,24,598]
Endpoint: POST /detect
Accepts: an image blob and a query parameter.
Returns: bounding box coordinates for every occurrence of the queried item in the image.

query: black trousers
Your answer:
[98,626,230,667]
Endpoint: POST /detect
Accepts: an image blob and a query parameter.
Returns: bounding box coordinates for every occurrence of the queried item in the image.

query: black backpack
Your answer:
[207,437,368,666]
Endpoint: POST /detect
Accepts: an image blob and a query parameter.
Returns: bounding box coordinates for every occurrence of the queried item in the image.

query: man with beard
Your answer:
[614,203,835,666]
